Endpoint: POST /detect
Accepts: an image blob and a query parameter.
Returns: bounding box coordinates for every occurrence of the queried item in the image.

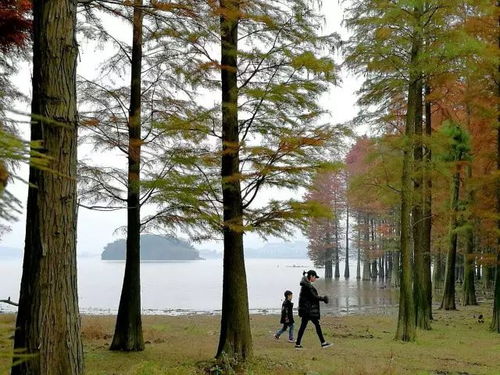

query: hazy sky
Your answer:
[1,1,362,255]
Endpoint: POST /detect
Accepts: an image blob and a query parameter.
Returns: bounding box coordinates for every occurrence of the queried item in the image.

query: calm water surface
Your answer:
[0,257,398,315]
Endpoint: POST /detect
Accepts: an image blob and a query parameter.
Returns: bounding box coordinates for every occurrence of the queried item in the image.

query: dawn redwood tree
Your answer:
[345,0,436,341]
[145,0,338,360]
[109,0,145,351]
[491,0,499,333]
[422,83,433,317]
[463,165,477,305]
[11,0,84,371]
[305,170,345,279]
[492,124,500,332]
[440,122,471,310]
[216,0,253,359]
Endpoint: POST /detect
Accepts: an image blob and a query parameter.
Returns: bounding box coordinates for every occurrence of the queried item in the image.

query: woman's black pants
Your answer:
[296,316,325,345]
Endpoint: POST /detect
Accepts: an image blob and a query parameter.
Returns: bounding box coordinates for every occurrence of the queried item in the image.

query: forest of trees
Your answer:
[0,0,498,373]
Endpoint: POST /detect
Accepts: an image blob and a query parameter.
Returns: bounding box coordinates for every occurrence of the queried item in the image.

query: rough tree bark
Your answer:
[11,0,84,371]
[216,0,253,360]
[414,76,431,330]
[110,0,145,351]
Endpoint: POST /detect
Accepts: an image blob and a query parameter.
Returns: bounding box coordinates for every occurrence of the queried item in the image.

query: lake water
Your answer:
[0,257,398,315]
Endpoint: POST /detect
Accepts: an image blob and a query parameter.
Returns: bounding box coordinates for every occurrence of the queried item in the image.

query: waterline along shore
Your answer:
[1,302,499,375]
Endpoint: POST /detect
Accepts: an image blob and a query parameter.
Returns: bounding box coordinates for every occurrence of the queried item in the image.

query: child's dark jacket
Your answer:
[280,299,294,324]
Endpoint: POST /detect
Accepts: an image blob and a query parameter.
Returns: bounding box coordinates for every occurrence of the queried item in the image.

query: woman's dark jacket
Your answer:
[280,299,294,324]
[298,276,325,319]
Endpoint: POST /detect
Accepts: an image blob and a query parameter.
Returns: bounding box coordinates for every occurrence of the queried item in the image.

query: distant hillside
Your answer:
[198,249,222,259]
[245,241,308,259]
[0,246,22,258]
[101,235,201,261]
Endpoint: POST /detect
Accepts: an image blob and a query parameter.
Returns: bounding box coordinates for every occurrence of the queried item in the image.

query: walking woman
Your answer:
[295,270,332,349]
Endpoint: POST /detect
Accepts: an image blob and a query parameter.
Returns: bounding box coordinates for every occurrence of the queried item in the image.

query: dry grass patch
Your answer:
[1,302,500,374]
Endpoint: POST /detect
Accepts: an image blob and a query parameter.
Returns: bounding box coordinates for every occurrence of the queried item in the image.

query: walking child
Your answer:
[295,270,332,349]
[274,290,295,342]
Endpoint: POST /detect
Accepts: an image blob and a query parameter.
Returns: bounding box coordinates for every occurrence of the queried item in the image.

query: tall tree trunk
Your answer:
[370,218,377,279]
[325,231,333,279]
[391,251,400,287]
[362,215,371,281]
[345,204,350,278]
[110,0,145,351]
[216,0,252,360]
[414,77,431,330]
[334,217,340,279]
[395,21,421,341]
[440,168,461,310]
[325,256,333,279]
[423,84,433,319]
[387,250,393,280]
[491,19,500,330]
[11,0,83,371]
[463,165,477,306]
[484,264,494,290]
[356,213,361,280]
[433,251,445,290]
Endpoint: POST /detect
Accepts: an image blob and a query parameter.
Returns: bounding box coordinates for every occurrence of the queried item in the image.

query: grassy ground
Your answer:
[1,302,500,375]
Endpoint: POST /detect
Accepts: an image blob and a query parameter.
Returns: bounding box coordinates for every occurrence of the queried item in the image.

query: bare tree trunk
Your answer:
[345,204,350,278]
[12,0,83,371]
[441,168,461,310]
[423,84,433,320]
[414,76,431,329]
[334,217,340,279]
[110,0,145,351]
[216,0,252,360]
[370,218,377,279]
[325,256,333,279]
[356,213,361,280]
[362,215,371,281]
[433,251,445,290]
[490,24,500,330]
[463,165,477,306]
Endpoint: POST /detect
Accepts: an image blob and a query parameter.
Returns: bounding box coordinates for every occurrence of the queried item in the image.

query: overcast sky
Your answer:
[1,1,362,255]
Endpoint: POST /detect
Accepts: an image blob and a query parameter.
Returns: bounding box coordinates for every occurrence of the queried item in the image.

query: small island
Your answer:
[101,234,202,261]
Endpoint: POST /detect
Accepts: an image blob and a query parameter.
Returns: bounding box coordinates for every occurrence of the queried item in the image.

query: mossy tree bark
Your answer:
[216,0,252,360]
[11,0,84,371]
[110,0,145,352]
